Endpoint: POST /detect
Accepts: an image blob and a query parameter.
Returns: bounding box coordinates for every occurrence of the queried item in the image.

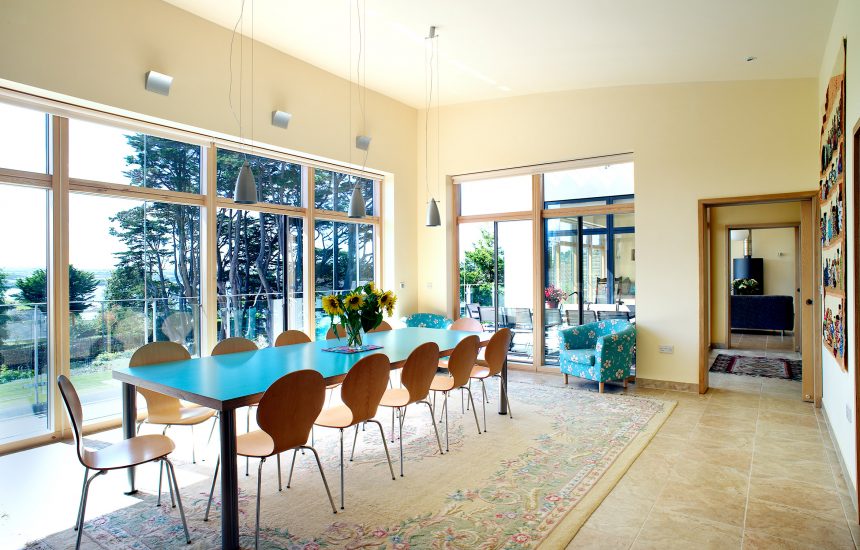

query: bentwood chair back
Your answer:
[258,370,326,453]
[131,341,215,465]
[131,342,192,421]
[450,317,482,332]
[445,335,481,388]
[212,337,258,356]
[274,330,311,347]
[369,320,393,333]
[400,342,441,403]
[326,324,347,339]
[340,354,391,423]
[58,375,190,549]
[483,328,512,377]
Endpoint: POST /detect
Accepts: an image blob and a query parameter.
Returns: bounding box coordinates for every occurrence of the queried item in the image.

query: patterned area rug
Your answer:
[710,354,802,381]
[28,380,673,549]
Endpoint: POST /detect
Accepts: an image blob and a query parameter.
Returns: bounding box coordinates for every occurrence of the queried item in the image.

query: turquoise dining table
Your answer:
[112,327,499,550]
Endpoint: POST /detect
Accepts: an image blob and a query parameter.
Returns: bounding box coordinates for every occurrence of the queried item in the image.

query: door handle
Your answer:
[806,299,813,305]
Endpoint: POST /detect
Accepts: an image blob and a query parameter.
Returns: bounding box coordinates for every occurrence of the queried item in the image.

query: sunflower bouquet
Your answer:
[321,282,397,348]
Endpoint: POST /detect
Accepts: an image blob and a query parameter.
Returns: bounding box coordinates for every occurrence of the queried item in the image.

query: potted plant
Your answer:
[544,284,569,309]
[731,278,760,295]
[322,282,397,348]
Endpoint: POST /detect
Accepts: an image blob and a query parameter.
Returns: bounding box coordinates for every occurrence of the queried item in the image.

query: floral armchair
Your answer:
[558,319,636,393]
[403,313,453,329]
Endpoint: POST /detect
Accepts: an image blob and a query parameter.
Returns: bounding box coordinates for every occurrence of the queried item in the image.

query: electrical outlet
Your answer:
[426,282,433,289]
[658,345,674,354]
[847,404,853,423]
[399,282,406,289]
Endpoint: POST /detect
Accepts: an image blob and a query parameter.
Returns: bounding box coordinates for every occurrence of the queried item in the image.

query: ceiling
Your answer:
[164,0,838,108]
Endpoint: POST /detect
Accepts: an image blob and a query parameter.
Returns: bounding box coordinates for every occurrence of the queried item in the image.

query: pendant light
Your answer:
[230,0,258,204]
[425,26,441,227]
[347,0,369,219]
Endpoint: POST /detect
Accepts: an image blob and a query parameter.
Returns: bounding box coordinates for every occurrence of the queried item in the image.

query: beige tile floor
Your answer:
[730,331,796,352]
[565,367,859,550]
[1,369,856,549]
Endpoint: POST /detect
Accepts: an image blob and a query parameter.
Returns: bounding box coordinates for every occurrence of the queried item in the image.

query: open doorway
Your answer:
[698,193,819,402]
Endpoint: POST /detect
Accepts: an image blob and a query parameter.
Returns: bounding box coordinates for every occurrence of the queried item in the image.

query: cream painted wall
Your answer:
[709,203,801,345]
[736,228,797,297]
[417,79,818,386]
[818,0,860,493]
[0,0,419,313]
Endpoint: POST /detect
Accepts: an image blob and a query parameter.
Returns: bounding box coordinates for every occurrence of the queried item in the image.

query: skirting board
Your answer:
[636,377,699,394]
[710,342,727,349]
[821,405,859,518]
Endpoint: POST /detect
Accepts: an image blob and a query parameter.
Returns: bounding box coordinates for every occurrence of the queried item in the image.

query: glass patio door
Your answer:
[458,220,533,363]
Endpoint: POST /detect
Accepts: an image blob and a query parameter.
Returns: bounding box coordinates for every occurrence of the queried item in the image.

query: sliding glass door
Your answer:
[459,219,533,363]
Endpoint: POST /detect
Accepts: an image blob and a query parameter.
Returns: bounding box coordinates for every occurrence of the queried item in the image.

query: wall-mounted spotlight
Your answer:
[355,135,372,151]
[145,70,173,96]
[271,110,292,129]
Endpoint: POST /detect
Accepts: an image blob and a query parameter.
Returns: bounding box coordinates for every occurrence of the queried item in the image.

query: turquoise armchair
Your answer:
[403,313,452,329]
[558,319,636,393]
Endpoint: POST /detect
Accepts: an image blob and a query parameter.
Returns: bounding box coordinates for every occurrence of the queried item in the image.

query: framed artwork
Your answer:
[820,38,847,369]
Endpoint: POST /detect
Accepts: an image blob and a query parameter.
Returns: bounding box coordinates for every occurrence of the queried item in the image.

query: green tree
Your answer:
[460,228,504,306]
[16,266,98,315]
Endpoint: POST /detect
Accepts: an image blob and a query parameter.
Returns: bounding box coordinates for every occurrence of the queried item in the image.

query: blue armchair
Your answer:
[403,313,452,329]
[558,319,636,393]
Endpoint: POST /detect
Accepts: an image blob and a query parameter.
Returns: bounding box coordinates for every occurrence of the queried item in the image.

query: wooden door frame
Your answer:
[724,222,801,351]
[852,118,860,524]
[697,191,819,396]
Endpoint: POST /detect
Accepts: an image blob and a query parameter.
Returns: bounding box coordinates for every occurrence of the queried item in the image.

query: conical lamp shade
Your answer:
[233,161,258,204]
[348,184,366,218]
[426,198,441,227]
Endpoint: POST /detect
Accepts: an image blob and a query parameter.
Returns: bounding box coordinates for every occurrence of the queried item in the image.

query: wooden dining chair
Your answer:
[450,317,482,332]
[133,342,216,467]
[58,375,190,549]
[429,335,482,451]
[470,328,514,432]
[325,324,347,339]
[204,370,335,549]
[274,329,311,347]
[375,342,444,476]
[368,320,392,333]
[211,337,259,475]
[312,353,396,509]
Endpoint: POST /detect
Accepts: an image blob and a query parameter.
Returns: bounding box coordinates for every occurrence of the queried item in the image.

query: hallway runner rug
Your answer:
[28,379,674,549]
[710,354,802,381]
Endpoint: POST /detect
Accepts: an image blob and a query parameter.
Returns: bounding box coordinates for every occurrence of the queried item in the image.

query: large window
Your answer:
[0,184,49,442]
[456,158,634,369]
[0,95,383,449]
[314,220,375,339]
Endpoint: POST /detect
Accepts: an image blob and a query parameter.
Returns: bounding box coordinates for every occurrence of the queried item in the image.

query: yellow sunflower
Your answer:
[379,290,397,316]
[321,295,343,316]
[367,281,377,293]
[343,291,365,311]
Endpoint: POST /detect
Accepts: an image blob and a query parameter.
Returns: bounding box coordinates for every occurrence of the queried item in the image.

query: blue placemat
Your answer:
[321,344,383,354]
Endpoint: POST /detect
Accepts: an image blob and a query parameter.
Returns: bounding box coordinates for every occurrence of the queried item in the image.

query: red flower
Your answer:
[545,494,562,502]
[511,533,531,544]
[372,528,388,538]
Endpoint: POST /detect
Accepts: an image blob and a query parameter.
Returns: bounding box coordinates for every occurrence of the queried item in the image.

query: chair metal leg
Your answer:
[339,429,345,510]
[421,400,444,455]
[480,379,488,432]
[466,380,471,410]
[246,408,251,477]
[287,449,298,488]
[305,446,337,514]
[461,386,465,413]
[464,387,482,434]
[164,458,191,544]
[74,469,105,550]
[367,419,396,481]
[398,407,405,476]
[443,391,449,452]
[166,459,177,508]
[254,457,266,550]
[191,424,196,464]
[74,467,89,531]
[350,424,360,461]
[206,413,219,448]
[204,454,220,521]
[277,453,282,491]
[390,407,396,443]
[136,420,145,434]
[157,460,165,507]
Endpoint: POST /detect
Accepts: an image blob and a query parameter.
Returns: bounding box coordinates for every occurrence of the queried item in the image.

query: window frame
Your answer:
[0,89,384,454]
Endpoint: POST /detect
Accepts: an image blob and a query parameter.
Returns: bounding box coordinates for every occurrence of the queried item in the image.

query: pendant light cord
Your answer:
[357,0,368,171]
[228,0,246,155]
[425,31,434,200]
